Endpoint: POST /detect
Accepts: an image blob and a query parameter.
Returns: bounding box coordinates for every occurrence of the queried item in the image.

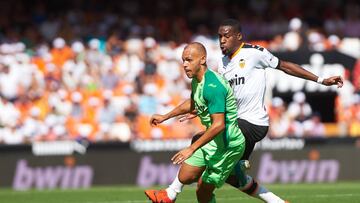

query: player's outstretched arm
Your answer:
[278,60,344,88]
[171,113,225,164]
[150,99,194,126]
[178,110,198,122]
[322,76,343,87]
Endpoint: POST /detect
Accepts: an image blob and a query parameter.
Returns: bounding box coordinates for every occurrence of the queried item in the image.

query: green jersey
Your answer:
[191,69,245,150]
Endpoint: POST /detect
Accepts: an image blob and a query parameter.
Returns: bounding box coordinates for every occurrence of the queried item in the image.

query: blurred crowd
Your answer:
[0,0,359,144]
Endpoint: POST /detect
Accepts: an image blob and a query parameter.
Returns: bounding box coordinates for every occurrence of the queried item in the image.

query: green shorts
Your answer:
[185,143,244,188]
[185,148,206,167]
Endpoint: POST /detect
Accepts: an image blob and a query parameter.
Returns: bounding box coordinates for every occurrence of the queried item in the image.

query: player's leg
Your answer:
[234,119,268,172]
[178,162,205,184]
[178,131,206,184]
[196,178,216,203]
[237,118,268,161]
[226,174,287,203]
[145,132,206,203]
[225,119,287,202]
[144,150,205,203]
[226,161,287,203]
[164,162,205,201]
[198,139,245,203]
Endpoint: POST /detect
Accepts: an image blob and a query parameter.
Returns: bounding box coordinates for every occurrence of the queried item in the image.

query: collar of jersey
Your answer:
[195,69,209,84]
[221,43,244,74]
[230,42,244,60]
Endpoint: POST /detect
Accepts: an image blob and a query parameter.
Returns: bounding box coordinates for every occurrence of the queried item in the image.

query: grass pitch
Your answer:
[1,182,360,203]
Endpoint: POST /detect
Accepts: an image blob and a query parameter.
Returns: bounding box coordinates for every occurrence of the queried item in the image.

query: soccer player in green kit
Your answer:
[148,42,245,203]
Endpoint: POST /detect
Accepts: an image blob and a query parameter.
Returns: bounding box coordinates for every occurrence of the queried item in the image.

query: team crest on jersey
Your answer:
[239,59,245,68]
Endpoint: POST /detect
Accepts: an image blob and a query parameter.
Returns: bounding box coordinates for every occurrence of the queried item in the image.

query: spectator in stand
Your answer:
[0,0,358,144]
[50,37,73,68]
[69,91,84,120]
[287,91,313,122]
[138,82,159,116]
[62,42,87,91]
[0,63,19,102]
[269,97,291,138]
[108,116,132,142]
[287,92,313,137]
[106,32,123,57]
[96,90,118,125]
[349,95,360,137]
[303,112,326,137]
[21,106,47,142]
[101,67,119,89]
[282,18,303,51]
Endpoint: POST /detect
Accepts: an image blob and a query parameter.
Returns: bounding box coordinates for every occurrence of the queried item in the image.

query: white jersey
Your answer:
[218,43,279,126]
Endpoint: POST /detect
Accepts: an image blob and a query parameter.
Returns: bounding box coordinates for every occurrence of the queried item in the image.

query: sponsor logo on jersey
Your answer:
[195,102,206,114]
[239,59,245,68]
[228,74,245,87]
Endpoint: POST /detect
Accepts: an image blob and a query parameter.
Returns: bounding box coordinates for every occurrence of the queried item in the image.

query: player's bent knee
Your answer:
[178,172,198,184]
[178,163,205,184]
[178,170,201,184]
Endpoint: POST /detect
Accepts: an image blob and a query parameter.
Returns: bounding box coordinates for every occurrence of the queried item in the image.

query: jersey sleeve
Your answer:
[203,81,226,114]
[257,48,280,69]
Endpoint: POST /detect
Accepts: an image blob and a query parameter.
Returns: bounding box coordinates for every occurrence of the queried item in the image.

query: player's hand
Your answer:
[171,147,195,165]
[323,76,344,88]
[149,114,167,126]
[178,111,198,122]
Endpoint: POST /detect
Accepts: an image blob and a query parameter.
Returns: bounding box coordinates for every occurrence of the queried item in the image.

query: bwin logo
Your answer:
[229,74,245,86]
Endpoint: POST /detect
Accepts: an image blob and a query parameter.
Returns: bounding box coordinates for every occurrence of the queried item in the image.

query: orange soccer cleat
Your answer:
[144,189,175,203]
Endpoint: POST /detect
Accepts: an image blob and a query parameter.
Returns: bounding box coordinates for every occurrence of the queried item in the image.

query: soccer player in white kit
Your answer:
[145,19,343,203]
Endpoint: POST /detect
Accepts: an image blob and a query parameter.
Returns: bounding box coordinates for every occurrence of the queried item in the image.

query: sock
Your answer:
[258,191,285,203]
[238,175,285,203]
[166,175,183,200]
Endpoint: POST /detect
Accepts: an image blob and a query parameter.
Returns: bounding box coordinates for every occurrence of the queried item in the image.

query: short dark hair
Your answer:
[220,19,242,33]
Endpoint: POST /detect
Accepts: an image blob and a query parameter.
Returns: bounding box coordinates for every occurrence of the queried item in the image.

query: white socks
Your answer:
[166,175,184,200]
[255,184,285,203]
[240,175,285,203]
[259,191,286,203]
[166,172,285,203]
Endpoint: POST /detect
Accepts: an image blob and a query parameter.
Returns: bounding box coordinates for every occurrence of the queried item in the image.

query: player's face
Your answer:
[182,47,201,79]
[218,25,241,56]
